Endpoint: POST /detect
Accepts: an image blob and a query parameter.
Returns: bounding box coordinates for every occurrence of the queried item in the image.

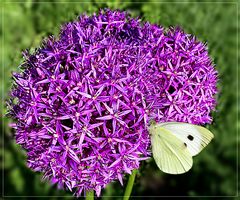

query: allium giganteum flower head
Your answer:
[8,9,217,196]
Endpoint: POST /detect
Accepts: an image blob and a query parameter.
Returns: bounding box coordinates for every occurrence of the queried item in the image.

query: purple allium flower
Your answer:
[8,9,217,196]
[148,27,218,124]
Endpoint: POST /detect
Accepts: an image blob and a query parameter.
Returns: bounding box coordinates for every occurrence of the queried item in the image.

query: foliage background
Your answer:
[1,0,239,199]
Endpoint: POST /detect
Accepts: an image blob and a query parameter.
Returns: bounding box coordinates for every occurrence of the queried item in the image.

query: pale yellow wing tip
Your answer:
[156,160,193,175]
[195,125,214,140]
[160,167,192,175]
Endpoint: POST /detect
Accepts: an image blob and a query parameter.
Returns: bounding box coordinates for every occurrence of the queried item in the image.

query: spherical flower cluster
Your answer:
[8,9,217,196]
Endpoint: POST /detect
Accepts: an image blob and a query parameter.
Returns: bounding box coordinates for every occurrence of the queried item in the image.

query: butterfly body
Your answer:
[149,122,214,174]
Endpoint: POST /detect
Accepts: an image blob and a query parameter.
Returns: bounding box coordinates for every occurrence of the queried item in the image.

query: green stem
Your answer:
[86,190,94,200]
[123,170,138,200]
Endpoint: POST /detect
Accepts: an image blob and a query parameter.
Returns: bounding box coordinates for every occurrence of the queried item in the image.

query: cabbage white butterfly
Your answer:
[148,122,214,174]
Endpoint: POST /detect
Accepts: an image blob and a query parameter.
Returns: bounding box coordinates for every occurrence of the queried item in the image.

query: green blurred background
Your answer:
[1,0,239,199]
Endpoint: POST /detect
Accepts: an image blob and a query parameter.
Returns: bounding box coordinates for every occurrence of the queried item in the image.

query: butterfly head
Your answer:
[148,120,158,135]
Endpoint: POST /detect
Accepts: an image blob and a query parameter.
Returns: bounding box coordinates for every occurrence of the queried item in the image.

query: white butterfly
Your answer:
[148,122,214,174]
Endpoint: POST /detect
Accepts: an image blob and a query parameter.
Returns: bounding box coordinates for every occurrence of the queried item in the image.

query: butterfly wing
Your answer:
[159,122,214,156]
[150,125,193,174]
